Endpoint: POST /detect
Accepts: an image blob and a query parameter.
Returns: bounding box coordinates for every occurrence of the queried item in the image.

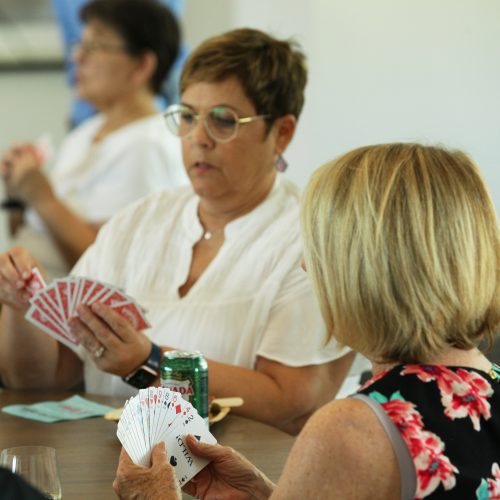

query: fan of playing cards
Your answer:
[118,387,217,487]
[24,267,150,349]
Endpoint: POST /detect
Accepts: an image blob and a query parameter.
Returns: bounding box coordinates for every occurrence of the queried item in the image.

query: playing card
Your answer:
[29,295,66,333]
[110,300,150,330]
[117,387,216,486]
[25,304,78,349]
[25,275,151,348]
[164,415,217,487]
[26,267,46,297]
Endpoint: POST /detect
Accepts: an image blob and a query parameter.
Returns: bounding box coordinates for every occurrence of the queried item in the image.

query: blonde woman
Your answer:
[114,143,499,499]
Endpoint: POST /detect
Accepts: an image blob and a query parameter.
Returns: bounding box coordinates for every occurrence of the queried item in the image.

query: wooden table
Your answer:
[0,390,295,499]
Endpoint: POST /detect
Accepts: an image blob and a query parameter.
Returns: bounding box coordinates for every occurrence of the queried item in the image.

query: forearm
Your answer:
[206,360,310,432]
[8,207,25,236]
[0,306,60,388]
[34,196,99,267]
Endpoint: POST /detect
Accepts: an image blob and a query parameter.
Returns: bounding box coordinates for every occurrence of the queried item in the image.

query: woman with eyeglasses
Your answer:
[0,28,355,434]
[0,0,186,282]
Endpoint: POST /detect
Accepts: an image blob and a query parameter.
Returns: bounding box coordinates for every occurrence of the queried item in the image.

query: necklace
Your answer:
[201,227,223,240]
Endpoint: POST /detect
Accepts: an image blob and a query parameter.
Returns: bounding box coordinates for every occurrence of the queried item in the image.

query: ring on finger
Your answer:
[94,345,105,359]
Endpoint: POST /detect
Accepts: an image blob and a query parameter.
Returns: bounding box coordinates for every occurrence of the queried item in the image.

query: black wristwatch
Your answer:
[122,343,162,389]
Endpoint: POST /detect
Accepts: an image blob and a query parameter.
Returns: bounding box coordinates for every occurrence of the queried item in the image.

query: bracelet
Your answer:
[1,199,26,210]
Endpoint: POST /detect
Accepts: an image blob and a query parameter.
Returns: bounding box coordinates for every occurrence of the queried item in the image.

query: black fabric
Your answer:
[0,468,46,499]
[357,364,500,499]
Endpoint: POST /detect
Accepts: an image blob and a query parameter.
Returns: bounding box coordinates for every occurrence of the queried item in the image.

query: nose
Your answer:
[186,116,214,148]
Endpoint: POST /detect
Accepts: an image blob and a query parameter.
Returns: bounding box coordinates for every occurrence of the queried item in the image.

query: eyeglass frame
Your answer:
[72,40,129,56]
[163,103,272,144]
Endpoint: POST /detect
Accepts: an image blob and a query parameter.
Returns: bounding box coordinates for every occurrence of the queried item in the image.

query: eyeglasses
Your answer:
[163,104,270,143]
[72,40,127,56]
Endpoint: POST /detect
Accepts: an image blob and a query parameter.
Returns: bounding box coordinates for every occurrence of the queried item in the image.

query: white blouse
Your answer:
[73,176,350,397]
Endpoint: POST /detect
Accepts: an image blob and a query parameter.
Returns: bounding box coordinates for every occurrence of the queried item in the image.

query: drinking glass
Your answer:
[0,445,62,499]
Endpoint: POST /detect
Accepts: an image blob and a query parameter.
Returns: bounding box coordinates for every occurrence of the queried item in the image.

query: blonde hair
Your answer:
[301,143,500,363]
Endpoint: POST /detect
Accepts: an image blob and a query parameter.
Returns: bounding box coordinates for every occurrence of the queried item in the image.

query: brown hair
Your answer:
[301,143,500,364]
[180,28,307,125]
[81,0,179,94]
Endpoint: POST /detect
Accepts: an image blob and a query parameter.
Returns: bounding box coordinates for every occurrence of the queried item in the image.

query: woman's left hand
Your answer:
[69,302,152,376]
[113,443,181,500]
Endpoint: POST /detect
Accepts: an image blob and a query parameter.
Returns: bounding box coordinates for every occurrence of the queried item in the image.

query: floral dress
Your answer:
[357,364,500,499]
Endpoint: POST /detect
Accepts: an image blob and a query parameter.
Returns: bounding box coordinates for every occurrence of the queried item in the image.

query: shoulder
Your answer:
[276,398,400,499]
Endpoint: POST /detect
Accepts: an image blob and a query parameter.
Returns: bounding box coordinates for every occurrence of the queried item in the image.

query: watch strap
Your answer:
[122,342,162,389]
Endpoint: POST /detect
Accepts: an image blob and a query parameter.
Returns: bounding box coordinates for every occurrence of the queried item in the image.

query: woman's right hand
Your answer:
[183,435,275,500]
[0,247,39,309]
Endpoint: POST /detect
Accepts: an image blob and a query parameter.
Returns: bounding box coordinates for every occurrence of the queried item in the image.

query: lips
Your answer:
[191,161,217,171]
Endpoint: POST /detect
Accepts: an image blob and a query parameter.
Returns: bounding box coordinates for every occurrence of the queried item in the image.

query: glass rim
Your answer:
[163,104,270,143]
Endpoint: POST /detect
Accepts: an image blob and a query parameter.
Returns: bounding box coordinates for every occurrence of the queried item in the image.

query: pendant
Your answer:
[203,230,212,240]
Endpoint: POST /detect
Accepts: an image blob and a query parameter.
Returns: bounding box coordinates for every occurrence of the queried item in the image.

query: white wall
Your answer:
[183,0,500,211]
[0,0,498,213]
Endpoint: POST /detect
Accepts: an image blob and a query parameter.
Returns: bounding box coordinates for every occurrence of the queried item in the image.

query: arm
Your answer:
[0,247,83,389]
[70,302,355,434]
[1,143,100,267]
[206,350,355,434]
[270,398,400,500]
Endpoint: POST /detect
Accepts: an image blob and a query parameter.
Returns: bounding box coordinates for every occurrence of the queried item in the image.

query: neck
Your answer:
[370,346,492,376]
[94,90,156,142]
[198,171,276,234]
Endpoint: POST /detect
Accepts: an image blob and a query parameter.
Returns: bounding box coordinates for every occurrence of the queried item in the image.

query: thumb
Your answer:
[151,441,168,466]
[186,434,223,460]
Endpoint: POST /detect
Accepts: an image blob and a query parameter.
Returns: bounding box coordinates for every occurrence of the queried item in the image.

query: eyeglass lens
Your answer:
[167,106,240,142]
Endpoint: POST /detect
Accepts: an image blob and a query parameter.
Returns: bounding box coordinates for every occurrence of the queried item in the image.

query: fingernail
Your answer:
[16,280,25,289]
[22,271,30,279]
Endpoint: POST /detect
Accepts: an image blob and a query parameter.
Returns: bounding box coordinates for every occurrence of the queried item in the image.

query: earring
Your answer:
[275,154,288,172]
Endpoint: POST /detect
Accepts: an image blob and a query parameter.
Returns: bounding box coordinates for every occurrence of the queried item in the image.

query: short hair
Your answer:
[301,143,500,364]
[180,28,307,125]
[80,0,179,94]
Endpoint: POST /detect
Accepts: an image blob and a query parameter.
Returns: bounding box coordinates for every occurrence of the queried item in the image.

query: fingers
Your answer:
[186,435,227,460]
[90,302,138,343]
[118,446,133,466]
[68,314,112,355]
[69,304,151,376]
[151,442,168,466]
[0,248,37,308]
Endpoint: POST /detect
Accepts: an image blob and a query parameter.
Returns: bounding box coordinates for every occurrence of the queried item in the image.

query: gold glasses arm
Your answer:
[237,114,271,124]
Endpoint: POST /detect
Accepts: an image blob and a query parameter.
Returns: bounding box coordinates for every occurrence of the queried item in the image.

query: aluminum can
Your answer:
[160,350,209,421]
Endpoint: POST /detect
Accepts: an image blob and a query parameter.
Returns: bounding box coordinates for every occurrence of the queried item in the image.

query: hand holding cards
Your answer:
[118,387,217,487]
[24,268,150,349]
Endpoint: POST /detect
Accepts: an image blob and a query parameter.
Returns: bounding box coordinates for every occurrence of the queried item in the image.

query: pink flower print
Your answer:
[414,432,458,498]
[476,463,500,499]
[382,399,425,454]
[440,368,493,431]
[402,364,456,393]
[358,369,388,391]
[403,364,447,382]
[376,393,458,498]
[487,463,500,498]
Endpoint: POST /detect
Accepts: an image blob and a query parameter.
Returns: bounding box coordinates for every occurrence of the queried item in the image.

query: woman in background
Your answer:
[0,0,186,281]
[114,143,499,499]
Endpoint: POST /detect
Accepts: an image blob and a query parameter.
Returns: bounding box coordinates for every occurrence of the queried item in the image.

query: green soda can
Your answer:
[160,350,209,422]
